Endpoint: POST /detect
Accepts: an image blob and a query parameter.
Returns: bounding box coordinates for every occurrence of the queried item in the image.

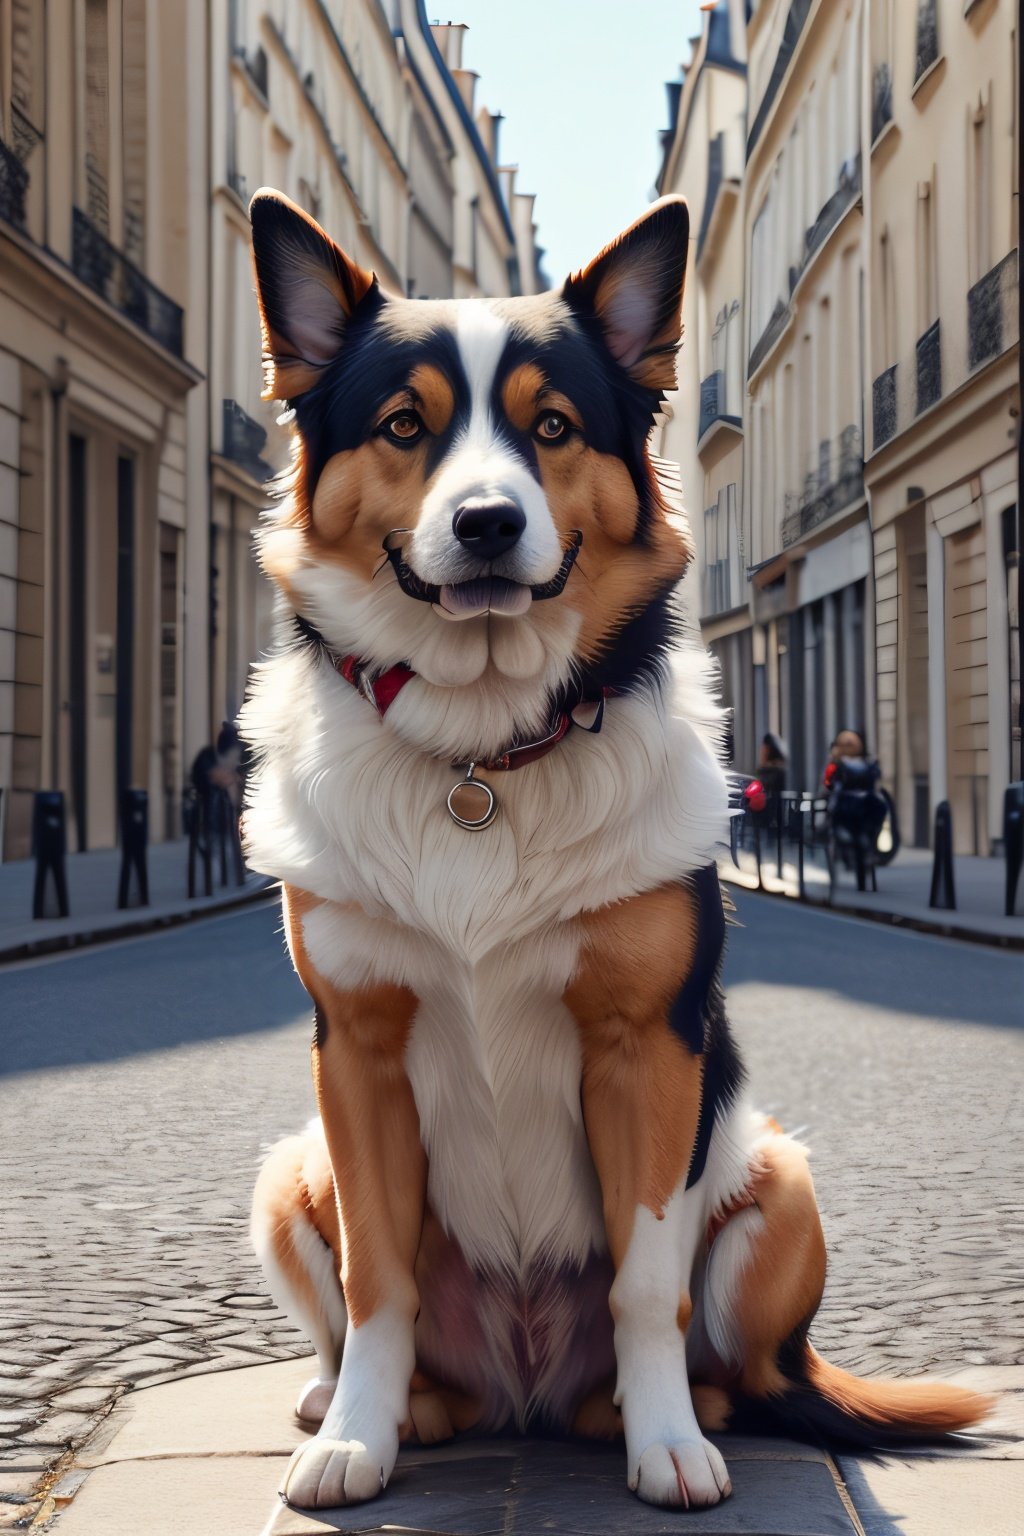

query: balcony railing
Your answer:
[914,0,939,83]
[780,425,864,548]
[222,399,273,481]
[0,138,28,229]
[915,320,941,414]
[872,365,898,449]
[871,62,893,143]
[967,250,1019,371]
[72,207,184,355]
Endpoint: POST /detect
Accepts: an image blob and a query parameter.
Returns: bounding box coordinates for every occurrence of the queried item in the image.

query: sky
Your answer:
[445,0,706,285]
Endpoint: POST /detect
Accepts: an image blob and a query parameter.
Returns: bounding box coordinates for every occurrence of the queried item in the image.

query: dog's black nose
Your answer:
[452,497,526,560]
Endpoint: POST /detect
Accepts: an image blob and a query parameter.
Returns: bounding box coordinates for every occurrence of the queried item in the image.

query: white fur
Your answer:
[611,1181,730,1507]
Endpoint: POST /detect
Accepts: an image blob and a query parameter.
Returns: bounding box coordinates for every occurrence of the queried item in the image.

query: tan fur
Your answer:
[408,364,456,435]
[501,362,547,430]
[283,885,426,1328]
[252,1131,342,1368]
[538,446,692,661]
[573,1382,623,1441]
[729,1134,829,1398]
[565,883,703,1265]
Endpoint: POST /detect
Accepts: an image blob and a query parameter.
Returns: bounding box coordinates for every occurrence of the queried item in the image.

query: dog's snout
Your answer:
[452,497,526,561]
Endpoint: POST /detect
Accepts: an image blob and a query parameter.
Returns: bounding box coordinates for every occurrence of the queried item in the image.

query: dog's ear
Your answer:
[562,197,690,395]
[249,189,378,401]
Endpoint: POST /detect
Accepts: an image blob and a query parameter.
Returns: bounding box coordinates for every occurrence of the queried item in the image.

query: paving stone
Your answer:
[839,1455,1024,1536]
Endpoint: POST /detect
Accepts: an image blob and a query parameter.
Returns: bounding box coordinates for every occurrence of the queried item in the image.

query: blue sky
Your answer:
[446,1,706,285]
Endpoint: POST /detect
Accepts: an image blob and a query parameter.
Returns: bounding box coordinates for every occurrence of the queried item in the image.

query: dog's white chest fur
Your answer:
[243,640,730,1273]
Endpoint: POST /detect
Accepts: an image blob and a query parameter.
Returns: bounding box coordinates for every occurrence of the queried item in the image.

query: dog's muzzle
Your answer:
[382,529,582,621]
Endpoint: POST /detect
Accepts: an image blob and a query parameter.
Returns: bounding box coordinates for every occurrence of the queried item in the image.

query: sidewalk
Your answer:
[35,1357,1023,1536]
[722,841,1024,948]
[0,842,273,963]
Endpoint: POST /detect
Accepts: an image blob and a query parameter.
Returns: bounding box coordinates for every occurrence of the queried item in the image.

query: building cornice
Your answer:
[0,221,203,396]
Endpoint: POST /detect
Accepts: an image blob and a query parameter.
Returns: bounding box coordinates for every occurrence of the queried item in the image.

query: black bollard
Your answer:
[928,800,956,910]
[1004,782,1023,918]
[32,791,69,919]
[117,788,149,909]
[187,788,214,899]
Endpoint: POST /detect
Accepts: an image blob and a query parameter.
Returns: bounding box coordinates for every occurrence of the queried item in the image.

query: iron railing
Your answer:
[967,250,1019,371]
[72,207,184,356]
[872,365,898,449]
[780,425,864,548]
[871,62,893,143]
[915,320,941,414]
[0,138,28,228]
[698,371,725,442]
[222,399,273,481]
[914,0,939,83]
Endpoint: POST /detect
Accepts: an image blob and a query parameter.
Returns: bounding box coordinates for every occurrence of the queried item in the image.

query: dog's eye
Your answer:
[534,412,569,443]
[381,411,424,444]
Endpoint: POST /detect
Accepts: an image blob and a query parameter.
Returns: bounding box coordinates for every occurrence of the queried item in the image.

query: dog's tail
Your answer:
[699,1338,993,1450]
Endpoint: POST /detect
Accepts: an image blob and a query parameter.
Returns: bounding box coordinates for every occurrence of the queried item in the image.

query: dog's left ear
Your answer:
[562,197,689,395]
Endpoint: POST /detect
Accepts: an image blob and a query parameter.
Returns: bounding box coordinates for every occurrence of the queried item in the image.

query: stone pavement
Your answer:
[41,1356,1024,1536]
[2,896,1021,1530]
[0,842,272,962]
[722,840,1024,947]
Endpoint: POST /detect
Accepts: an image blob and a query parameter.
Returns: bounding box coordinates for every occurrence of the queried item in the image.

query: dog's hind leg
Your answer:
[700,1125,992,1445]
[251,1123,347,1425]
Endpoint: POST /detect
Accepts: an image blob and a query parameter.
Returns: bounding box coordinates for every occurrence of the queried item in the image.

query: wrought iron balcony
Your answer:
[72,207,184,356]
[234,43,269,100]
[0,138,28,229]
[872,365,898,449]
[222,399,273,481]
[871,63,893,143]
[780,425,864,549]
[915,320,941,414]
[967,250,1019,371]
[914,0,939,83]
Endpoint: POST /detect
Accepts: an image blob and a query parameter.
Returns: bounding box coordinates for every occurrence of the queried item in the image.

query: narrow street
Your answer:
[1,893,1021,1480]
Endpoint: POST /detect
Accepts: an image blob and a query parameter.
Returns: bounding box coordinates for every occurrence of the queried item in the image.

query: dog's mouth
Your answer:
[382,530,582,622]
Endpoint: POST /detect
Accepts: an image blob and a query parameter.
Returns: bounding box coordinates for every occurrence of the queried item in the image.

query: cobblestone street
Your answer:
[0,892,1021,1518]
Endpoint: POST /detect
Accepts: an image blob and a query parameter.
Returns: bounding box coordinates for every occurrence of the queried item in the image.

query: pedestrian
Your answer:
[757,732,788,797]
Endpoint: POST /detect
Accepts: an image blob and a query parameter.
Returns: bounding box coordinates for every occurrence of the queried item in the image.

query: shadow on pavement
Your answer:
[723,889,1024,1033]
[0,900,309,1076]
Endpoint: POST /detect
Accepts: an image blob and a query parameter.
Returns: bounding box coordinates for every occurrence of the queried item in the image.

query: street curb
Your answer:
[0,879,278,966]
[719,868,1024,952]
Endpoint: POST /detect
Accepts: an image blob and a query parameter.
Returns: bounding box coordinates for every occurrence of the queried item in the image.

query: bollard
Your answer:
[774,790,784,879]
[187,788,214,899]
[117,788,149,909]
[1005,782,1024,918]
[928,800,956,910]
[32,790,69,919]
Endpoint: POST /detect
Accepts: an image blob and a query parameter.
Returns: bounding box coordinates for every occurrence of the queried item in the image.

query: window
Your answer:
[83,0,111,231]
[871,0,893,141]
[916,177,937,332]
[968,93,992,284]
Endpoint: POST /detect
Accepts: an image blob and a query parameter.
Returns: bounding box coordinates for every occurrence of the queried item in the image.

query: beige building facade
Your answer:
[659,0,1018,852]
[863,0,1019,853]
[743,0,870,796]
[1,1,541,860]
[657,2,752,769]
[0,0,207,858]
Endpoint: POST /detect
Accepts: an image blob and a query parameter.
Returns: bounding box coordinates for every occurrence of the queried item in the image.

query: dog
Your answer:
[241,189,989,1512]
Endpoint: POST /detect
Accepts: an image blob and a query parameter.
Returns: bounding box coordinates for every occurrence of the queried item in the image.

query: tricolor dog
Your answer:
[242,190,988,1512]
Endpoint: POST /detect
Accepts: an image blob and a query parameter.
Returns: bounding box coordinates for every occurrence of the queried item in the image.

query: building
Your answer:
[0,0,208,857]
[863,0,1019,853]
[0,1,543,860]
[742,0,870,797]
[658,0,1018,851]
[656,3,751,770]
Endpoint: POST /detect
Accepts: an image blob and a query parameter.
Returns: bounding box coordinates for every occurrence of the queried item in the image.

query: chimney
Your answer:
[430,22,468,70]
[452,67,478,115]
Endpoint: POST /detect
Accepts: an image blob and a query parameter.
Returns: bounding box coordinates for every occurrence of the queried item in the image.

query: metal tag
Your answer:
[446,763,498,830]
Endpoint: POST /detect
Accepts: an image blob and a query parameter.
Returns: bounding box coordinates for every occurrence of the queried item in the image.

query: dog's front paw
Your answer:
[279,1436,391,1508]
[630,1437,731,1509]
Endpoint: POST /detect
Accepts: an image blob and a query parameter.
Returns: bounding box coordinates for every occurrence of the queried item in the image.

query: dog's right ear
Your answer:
[249,189,378,401]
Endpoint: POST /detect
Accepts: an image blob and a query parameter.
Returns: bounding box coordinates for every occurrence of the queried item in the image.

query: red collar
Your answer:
[335,654,607,772]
